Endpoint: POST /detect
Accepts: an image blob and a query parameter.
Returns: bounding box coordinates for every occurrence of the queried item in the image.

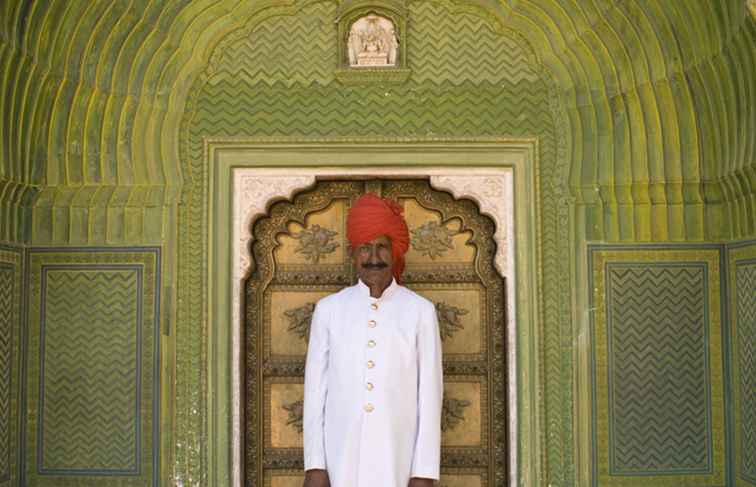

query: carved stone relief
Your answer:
[283,302,315,341]
[290,224,340,263]
[442,393,473,432]
[281,400,304,433]
[347,14,399,67]
[435,301,469,341]
[430,174,512,277]
[411,221,459,259]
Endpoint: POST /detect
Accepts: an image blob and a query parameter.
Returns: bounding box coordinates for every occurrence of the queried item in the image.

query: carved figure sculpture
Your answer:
[347,14,398,67]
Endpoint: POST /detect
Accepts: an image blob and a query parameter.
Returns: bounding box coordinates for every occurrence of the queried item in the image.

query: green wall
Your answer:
[726,241,756,487]
[0,1,754,487]
[0,245,22,487]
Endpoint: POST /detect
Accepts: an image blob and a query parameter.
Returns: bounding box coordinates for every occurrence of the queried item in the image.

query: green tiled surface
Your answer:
[40,269,139,472]
[0,246,22,487]
[0,265,13,482]
[24,249,159,487]
[590,248,726,487]
[727,242,756,487]
[606,264,711,473]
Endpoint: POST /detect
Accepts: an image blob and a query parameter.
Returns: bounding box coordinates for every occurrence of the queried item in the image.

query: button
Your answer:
[371,303,379,310]
[367,340,376,348]
[367,360,375,369]
[366,382,374,391]
[368,320,377,328]
[364,403,374,412]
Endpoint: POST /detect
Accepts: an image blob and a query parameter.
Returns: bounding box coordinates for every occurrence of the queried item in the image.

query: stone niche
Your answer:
[335,3,411,84]
[347,14,399,67]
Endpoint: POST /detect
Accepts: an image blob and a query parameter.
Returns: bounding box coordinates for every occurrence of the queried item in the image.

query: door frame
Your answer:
[206,137,543,487]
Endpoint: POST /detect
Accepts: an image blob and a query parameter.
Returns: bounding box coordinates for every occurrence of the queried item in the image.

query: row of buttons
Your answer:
[365,304,378,413]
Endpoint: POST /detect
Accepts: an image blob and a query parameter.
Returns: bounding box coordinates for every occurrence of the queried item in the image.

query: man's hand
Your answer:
[408,477,435,487]
[303,469,330,487]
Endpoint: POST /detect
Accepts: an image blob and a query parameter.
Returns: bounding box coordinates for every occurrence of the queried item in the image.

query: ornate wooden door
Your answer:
[245,179,507,487]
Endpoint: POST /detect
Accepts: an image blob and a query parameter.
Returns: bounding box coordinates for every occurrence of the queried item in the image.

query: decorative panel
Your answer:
[265,379,304,450]
[408,283,485,361]
[275,201,347,267]
[245,179,507,487]
[589,247,725,487]
[24,248,160,487]
[727,241,756,487]
[0,265,12,484]
[40,268,139,472]
[0,245,22,487]
[441,377,486,448]
[267,288,336,360]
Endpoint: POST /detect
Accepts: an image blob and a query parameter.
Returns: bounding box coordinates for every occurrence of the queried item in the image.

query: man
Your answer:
[303,193,444,487]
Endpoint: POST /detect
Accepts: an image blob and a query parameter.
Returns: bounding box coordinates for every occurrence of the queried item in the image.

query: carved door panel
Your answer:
[245,179,507,487]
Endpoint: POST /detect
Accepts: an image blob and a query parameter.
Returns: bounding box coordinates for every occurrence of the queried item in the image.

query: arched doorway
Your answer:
[244,178,508,486]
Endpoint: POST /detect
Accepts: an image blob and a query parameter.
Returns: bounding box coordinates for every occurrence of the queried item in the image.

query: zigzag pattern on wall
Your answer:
[212,3,336,87]
[194,79,551,137]
[408,2,540,85]
[41,269,139,472]
[189,0,553,152]
[607,265,711,474]
[0,265,13,480]
[736,262,756,483]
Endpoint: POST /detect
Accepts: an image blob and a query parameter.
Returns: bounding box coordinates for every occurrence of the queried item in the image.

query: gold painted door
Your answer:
[245,179,507,487]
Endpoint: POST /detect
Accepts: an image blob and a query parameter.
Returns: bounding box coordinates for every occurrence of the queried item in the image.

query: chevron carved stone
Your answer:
[213,3,335,87]
[736,262,756,483]
[40,269,140,472]
[409,2,540,85]
[189,0,553,150]
[607,265,711,474]
[0,265,13,479]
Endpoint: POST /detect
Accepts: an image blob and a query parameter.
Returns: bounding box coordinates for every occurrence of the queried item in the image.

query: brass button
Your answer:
[367,360,375,369]
[366,382,374,391]
[367,340,376,348]
[368,320,377,328]
[364,403,374,412]
[371,303,378,310]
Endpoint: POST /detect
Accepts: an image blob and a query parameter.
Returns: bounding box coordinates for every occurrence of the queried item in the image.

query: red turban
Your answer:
[346,193,410,281]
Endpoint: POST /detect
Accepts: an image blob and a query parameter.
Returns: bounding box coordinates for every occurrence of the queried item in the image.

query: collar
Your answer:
[357,277,399,301]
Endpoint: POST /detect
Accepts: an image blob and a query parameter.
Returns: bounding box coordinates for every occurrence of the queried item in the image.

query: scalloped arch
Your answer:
[1,1,753,241]
[0,1,752,243]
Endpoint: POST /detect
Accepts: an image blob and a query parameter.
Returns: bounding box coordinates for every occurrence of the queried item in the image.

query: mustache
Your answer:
[362,262,388,269]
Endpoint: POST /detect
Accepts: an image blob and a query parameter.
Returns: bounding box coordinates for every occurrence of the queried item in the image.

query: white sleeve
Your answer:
[410,301,444,479]
[303,301,329,471]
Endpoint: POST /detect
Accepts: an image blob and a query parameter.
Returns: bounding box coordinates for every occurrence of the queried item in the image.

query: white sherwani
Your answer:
[303,279,443,487]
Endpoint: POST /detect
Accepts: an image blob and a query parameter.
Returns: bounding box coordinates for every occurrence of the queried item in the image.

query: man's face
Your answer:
[350,235,394,286]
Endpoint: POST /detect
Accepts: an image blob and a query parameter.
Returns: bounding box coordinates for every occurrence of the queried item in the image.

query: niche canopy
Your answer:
[335,1,411,84]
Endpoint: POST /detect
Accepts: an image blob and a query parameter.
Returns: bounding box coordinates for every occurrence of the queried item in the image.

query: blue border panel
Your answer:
[735,258,756,485]
[37,265,142,476]
[605,262,713,476]
[0,262,14,483]
[588,243,727,487]
[23,247,161,487]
